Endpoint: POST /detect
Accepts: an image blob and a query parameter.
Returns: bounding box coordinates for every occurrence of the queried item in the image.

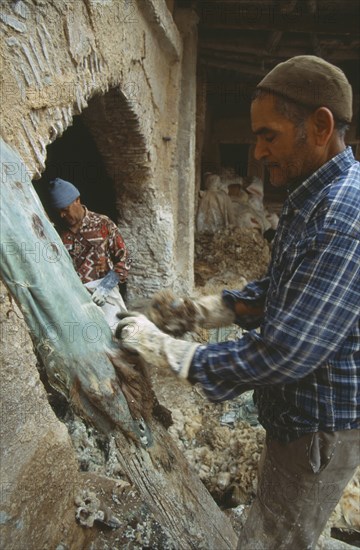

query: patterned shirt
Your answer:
[60,208,131,284]
[189,147,360,442]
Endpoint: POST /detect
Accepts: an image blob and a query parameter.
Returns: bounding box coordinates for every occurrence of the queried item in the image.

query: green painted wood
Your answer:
[0,138,142,439]
[0,139,238,548]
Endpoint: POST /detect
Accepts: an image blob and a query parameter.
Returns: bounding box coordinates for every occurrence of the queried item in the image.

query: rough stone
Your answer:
[0,12,26,33]
[0,281,86,550]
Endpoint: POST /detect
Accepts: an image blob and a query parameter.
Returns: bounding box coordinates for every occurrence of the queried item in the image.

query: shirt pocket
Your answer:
[269,241,301,291]
[267,235,316,306]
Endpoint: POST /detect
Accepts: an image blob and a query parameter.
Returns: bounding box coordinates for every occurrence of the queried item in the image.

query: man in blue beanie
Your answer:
[48,177,131,329]
[48,177,80,210]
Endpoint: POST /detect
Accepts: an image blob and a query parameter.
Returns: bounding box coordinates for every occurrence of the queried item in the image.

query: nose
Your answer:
[254,139,269,161]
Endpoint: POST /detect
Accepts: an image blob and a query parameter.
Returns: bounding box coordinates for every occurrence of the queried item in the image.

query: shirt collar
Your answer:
[285,146,355,213]
[80,205,90,227]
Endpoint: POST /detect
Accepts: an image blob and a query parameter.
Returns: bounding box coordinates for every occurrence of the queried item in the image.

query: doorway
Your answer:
[33,115,117,222]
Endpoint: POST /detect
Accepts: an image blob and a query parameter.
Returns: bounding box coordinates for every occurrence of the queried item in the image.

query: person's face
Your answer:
[58,197,84,227]
[251,94,316,188]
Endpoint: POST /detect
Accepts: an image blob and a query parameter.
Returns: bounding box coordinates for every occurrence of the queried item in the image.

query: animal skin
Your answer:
[109,350,173,429]
[145,289,201,337]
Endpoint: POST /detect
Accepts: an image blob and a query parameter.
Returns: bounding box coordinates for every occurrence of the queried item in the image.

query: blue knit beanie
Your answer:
[48,178,80,209]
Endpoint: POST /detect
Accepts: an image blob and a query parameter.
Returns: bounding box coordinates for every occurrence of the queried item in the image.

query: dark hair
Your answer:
[252,89,349,138]
[334,119,350,139]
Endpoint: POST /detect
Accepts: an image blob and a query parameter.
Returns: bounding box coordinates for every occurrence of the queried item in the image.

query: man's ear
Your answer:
[311,107,334,146]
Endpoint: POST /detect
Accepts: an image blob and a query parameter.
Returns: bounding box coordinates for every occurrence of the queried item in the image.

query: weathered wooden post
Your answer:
[0,139,238,549]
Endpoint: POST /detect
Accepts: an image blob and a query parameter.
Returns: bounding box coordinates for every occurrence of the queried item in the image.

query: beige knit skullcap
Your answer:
[256,55,353,123]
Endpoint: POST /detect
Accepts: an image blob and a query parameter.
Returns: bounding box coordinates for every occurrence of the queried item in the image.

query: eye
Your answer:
[265,135,275,143]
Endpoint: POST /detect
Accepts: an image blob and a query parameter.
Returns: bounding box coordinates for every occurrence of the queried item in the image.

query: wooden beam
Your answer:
[266,30,283,53]
[199,53,283,79]
[200,56,267,76]
[200,21,358,35]
[200,48,268,65]
[200,26,360,47]
[200,40,267,57]
[307,0,317,14]
[199,4,360,34]
[200,48,264,63]
[279,0,298,15]
[200,43,360,63]
[200,52,359,81]
[311,33,322,57]
[200,0,274,4]
[200,34,360,52]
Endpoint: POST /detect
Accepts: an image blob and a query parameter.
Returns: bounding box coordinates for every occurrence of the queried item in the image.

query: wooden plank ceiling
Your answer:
[177,0,360,99]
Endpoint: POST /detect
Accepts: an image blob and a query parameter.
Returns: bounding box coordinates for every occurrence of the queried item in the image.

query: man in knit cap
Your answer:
[48,177,131,330]
[116,57,359,548]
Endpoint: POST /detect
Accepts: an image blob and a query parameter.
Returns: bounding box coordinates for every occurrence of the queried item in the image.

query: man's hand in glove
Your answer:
[115,312,200,378]
[91,270,121,307]
[92,288,107,306]
[146,290,236,336]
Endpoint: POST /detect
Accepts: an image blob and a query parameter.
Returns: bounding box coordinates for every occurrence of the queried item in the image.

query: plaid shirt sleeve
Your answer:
[222,277,269,330]
[189,226,360,402]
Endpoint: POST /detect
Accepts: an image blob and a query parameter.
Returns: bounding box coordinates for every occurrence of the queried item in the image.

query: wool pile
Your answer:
[195,227,270,290]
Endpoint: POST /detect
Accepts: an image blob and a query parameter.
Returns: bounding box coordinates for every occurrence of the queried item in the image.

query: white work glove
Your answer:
[146,290,236,336]
[115,312,200,378]
[91,271,121,307]
[194,294,236,328]
[92,288,107,306]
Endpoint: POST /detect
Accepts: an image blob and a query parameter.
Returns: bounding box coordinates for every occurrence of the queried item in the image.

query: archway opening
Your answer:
[34,115,117,222]
[34,87,155,300]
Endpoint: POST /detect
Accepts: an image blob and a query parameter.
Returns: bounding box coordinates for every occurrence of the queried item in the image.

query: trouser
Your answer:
[237,429,360,550]
[84,279,126,332]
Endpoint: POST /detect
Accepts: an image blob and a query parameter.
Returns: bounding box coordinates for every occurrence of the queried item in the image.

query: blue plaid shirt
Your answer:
[190,147,360,442]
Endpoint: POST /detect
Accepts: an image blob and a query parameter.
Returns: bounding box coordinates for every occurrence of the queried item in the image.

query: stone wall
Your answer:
[0,280,86,549]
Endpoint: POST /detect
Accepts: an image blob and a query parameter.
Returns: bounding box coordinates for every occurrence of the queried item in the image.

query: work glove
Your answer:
[92,288,106,306]
[92,270,120,307]
[115,311,200,378]
[146,290,236,336]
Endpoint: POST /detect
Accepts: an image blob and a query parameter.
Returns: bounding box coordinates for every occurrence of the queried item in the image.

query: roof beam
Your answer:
[200,21,358,35]
[266,31,283,53]
[198,4,359,34]
[279,0,298,15]
[199,42,360,62]
[311,34,322,57]
[307,0,317,14]
[200,50,269,67]
[200,56,267,76]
